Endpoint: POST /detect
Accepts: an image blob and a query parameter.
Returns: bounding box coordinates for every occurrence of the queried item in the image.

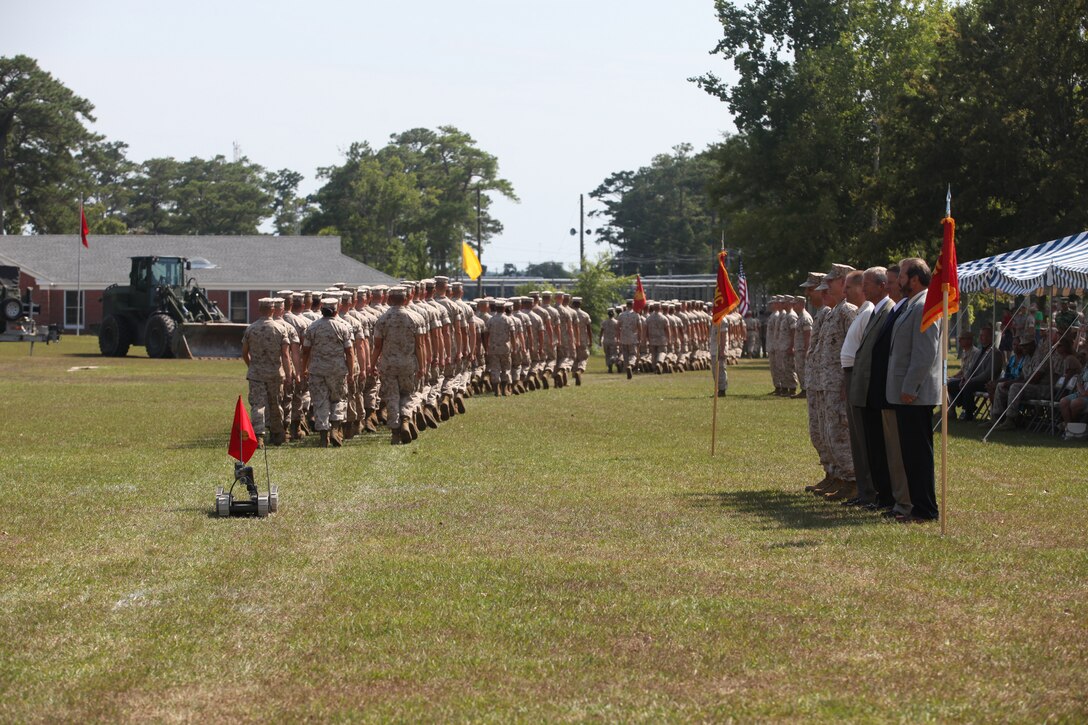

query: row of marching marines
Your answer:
[239,278,598,447]
[598,300,746,392]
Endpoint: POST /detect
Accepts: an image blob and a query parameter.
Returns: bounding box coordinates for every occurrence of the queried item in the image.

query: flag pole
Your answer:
[711,342,719,456]
[76,194,83,336]
[711,232,726,456]
[940,284,949,536]
[939,185,951,536]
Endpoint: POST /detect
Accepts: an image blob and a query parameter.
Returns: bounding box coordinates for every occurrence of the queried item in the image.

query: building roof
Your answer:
[0,235,397,290]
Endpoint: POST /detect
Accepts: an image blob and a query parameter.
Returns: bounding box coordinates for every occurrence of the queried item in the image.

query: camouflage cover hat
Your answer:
[258,297,275,309]
[433,275,449,285]
[276,289,294,297]
[824,263,855,281]
[801,272,825,288]
[320,296,339,306]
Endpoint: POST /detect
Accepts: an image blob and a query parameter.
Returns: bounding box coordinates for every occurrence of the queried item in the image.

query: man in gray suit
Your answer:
[886,258,943,522]
[846,267,894,507]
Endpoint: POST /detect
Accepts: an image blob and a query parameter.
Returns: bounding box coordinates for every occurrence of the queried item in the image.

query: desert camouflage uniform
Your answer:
[374,303,422,431]
[304,315,352,432]
[242,316,289,438]
[812,298,857,483]
[485,311,515,386]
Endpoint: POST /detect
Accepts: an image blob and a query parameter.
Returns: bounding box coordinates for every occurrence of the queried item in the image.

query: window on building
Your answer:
[64,290,84,329]
[229,291,248,323]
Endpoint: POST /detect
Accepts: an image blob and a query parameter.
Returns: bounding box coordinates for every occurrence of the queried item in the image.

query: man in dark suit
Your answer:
[886,258,943,522]
[846,267,894,507]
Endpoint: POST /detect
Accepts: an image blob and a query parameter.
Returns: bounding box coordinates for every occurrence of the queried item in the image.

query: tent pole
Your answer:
[1049,285,1056,435]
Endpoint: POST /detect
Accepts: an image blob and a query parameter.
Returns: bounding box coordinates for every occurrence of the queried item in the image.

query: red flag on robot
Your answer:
[228,395,259,463]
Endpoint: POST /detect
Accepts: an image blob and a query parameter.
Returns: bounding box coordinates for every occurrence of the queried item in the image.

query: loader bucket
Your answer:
[175,322,248,359]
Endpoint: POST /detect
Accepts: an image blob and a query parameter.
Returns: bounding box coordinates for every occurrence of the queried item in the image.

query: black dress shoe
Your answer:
[841,497,866,507]
[880,509,900,519]
[863,502,882,511]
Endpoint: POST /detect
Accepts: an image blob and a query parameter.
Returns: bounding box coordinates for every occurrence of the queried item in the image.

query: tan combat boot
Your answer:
[825,478,857,502]
[805,473,830,492]
[812,475,838,495]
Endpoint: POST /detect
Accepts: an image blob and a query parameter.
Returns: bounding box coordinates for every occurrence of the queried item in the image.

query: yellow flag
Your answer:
[462,241,482,280]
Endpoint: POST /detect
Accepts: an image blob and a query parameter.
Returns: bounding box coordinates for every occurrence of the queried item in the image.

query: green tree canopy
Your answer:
[589,144,719,276]
[304,127,517,277]
[0,55,101,234]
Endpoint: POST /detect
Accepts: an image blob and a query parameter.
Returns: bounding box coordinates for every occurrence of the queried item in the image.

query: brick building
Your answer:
[0,235,396,331]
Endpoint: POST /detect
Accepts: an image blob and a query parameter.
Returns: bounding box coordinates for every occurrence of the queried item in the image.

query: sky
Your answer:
[3,0,737,271]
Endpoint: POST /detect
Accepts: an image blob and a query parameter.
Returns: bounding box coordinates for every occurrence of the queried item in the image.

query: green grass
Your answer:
[0,336,1085,722]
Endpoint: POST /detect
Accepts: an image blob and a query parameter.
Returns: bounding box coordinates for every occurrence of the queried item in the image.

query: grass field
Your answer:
[1,335,1085,722]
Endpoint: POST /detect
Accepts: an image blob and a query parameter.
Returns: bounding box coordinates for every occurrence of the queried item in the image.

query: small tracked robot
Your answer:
[215,461,279,518]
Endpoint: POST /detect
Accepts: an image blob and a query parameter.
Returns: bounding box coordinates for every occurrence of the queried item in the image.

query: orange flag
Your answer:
[921,215,959,332]
[228,395,259,463]
[712,250,740,324]
[633,274,647,312]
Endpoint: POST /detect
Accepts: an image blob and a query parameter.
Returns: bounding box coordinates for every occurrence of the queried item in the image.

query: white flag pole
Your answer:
[76,195,83,336]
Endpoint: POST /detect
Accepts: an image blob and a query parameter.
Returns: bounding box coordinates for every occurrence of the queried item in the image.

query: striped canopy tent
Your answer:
[958,230,1088,294]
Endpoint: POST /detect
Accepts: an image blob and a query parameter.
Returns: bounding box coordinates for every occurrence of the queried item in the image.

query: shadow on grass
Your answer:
[171,434,390,450]
[166,506,221,518]
[943,420,1079,449]
[683,489,874,530]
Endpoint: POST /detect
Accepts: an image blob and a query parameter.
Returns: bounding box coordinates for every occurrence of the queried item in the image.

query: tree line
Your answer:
[590,0,1088,288]
[0,55,516,278]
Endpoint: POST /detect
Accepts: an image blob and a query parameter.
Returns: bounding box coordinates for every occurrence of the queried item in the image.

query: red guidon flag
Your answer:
[228,395,259,463]
[80,205,89,248]
[921,214,959,332]
[633,274,647,312]
[712,250,740,324]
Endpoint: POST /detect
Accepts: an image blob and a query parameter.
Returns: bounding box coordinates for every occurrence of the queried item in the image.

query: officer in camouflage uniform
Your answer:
[791,293,814,399]
[372,286,426,445]
[646,302,670,374]
[242,297,292,445]
[269,295,300,442]
[572,296,592,385]
[617,300,643,379]
[484,299,516,395]
[810,264,858,500]
[530,292,555,388]
[282,291,312,440]
[801,273,834,491]
[600,309,619,373]
[302,296,354,447]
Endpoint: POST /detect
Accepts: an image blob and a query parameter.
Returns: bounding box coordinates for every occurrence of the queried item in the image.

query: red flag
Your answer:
[80,206,89,248]
[633,274,647,312]
[228,395,259,463]
[921,215,959,332]
[712,250,740,324]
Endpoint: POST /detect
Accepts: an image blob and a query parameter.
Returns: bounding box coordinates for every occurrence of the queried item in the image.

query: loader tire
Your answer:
[145,313,177,359]
[98,315,132,357]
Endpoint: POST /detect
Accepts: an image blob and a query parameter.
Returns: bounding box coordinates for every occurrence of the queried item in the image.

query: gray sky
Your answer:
[4,0,736,271]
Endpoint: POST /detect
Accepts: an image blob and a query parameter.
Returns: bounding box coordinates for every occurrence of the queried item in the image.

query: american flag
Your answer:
[737,259,749,316]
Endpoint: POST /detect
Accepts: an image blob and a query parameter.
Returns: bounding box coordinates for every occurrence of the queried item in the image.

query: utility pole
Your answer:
[579,193,585,272]
[476,185,483,297]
